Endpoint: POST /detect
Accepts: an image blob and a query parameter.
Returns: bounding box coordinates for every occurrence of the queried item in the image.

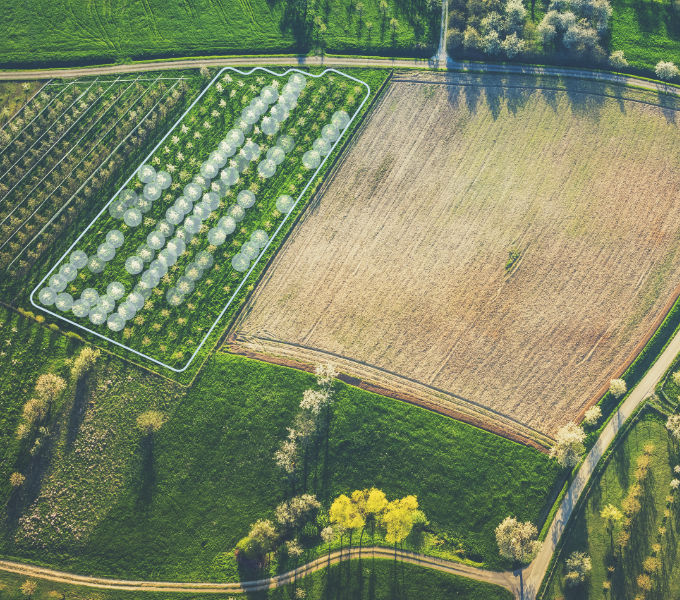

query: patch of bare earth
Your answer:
[228,71,680,444]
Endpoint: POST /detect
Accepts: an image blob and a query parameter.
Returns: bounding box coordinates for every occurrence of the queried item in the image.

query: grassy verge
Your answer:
[0,560,513,599]
[542,411,680,599]
[0,312,560,579]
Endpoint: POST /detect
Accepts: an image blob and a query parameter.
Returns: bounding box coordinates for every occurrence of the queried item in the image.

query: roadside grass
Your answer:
[0,560,513,599]
[544,411,680,599]
[0,312,560,580]
[268,559,514,600]
[0,0,437,69]
[609,0,680,74]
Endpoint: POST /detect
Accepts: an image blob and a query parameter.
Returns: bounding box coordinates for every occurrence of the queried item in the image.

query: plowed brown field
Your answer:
[228,71,680,442]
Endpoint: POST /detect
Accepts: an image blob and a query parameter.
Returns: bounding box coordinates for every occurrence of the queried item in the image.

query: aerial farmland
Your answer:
[0,2,680,600]
[231,70,680,441]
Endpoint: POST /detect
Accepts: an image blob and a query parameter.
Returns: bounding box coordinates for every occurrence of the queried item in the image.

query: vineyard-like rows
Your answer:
[0,75,191,276]
[33,68,368,370]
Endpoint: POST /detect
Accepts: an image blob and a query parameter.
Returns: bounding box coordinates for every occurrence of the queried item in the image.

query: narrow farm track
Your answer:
[0,55,679,103]
[0,547,517,594]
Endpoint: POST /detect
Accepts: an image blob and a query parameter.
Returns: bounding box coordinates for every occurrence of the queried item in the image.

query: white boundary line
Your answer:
[0,79,52,134]
[0,77,134,236]
[8,77,174,270]
[46,77,185,85]
[30,66,371,373]
[0,80,73,156]
[0,78,101,192]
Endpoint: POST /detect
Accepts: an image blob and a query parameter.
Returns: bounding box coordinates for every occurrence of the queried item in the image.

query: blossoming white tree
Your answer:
[583,405,602,427]
[667,414,680,441]
[656,61,679,82]
[550,422,586,467]
[564,551,592,587]
[495,516,540,564]
[315,362,338,388]
[609,378,627,398]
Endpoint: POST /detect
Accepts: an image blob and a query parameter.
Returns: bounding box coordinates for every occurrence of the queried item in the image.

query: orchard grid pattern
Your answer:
[30,67,370,372]
[2,75,187,271]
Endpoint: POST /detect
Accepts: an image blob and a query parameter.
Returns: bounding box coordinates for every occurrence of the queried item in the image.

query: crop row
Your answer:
[34,68,367,369]
[0,76,194,274]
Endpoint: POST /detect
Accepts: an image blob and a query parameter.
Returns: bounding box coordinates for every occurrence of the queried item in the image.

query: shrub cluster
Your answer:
[538,0,612,60]
[448,0,529,58]
[16,372,66,457]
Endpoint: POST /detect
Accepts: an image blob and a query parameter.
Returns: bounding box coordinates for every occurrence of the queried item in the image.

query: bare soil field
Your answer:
[228,71,680,443]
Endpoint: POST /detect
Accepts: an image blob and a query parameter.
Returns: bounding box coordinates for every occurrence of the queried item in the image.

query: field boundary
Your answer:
[29,66,371,373]
[227,335,553,450]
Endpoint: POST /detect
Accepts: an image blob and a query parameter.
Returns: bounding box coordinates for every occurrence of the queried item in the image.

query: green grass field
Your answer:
[0,560,513,600]
[0,0,438,68]
[609,0,680,73]
[0,306,560,580]
[544,411,680,599]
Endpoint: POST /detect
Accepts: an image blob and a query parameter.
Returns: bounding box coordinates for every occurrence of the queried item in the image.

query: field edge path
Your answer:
[0,547,515,594]
[0,56,679,103]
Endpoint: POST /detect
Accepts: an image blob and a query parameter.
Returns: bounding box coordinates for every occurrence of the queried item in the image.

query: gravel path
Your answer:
[0,55,678,102]
[0,547,516,594]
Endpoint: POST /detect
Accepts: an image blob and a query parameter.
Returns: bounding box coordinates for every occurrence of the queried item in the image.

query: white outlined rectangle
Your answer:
[31,67,371,373]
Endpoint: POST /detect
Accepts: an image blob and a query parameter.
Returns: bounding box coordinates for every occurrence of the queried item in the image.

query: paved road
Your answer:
[1,52,679,599]
[520,331,680,599]
[0,547,515,594]
[434,0,450,65]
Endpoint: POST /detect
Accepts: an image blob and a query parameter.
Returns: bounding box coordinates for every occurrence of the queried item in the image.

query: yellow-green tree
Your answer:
[600,503,623,547]
[380,495,420,547]
[136,410,167,435]
[352,488,388,540]
[330,493,365,548]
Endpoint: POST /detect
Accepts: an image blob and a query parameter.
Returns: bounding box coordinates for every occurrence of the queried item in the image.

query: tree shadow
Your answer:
[656,89,678,124]
[5,431,57,535]
[633,0,663,33]
[135,434,156,509]
[65,375,89,449]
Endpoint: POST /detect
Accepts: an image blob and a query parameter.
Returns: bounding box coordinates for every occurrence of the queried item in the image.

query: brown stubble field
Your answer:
[228,71,680,443]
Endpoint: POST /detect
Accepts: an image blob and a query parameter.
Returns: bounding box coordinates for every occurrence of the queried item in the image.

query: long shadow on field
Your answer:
[4,324,76,536]
[65,373,90,449]
[656,90,678,124]
[436,71,680,127]
[562,80,607,118]
[136,434,156,509]
[633,0,663,33]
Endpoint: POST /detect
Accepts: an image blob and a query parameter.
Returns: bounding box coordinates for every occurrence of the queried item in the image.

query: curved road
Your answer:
[1,53,679,599]
[0,547,515,594]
